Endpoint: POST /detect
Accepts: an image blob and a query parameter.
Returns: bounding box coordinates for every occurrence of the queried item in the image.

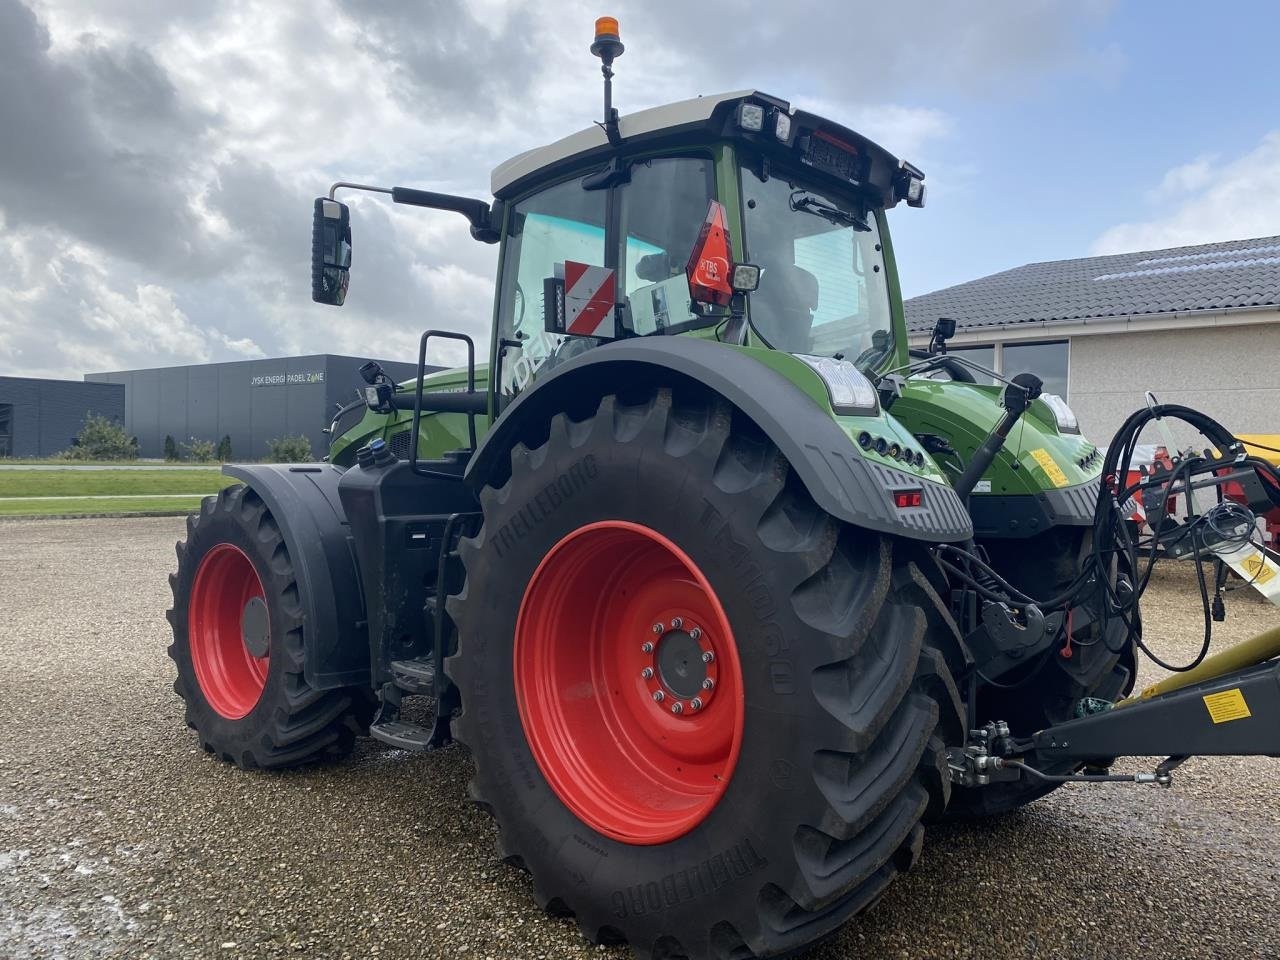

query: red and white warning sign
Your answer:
[563,261,617,337]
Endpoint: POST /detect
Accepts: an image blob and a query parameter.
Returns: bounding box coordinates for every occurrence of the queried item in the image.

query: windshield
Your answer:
[741,163,894,369]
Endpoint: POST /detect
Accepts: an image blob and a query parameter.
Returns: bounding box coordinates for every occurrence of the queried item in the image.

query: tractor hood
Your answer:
[491,90,919,210]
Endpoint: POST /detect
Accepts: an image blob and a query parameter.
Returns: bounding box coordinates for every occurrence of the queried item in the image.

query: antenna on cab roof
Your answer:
[590,17,624,146]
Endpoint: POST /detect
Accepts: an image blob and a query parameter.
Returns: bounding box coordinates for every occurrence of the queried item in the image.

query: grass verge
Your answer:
[0,496,210,517]
[0,469,235,498]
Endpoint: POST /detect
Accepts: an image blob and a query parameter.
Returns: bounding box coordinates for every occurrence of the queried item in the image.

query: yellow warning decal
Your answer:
[1240,553,1276,586]
[1029,448,1070,488]
[1203,689,1252,724]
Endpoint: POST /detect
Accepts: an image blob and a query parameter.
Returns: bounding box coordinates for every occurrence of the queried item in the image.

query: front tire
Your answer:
[447,387,965,959]
[167,485,370,769]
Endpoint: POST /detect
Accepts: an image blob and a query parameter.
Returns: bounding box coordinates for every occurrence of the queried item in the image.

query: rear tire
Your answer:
[447,387,965,959]
[167,485,371,770]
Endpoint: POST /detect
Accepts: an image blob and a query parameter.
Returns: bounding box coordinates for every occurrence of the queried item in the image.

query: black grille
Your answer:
[388,429,413,460]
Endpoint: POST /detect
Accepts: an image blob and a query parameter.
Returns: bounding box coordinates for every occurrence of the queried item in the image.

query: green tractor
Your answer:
[166,20,1151,959]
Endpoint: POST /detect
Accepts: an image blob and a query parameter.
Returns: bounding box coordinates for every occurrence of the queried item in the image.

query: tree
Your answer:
[164,434,179,461]
[216,435,233,462]
[265,435,313,463]
[61,414,138,461]
[182,437,217,462]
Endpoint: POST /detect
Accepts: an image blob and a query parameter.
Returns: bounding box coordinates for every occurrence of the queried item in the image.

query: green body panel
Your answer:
[328,136,1088,509]
[329,365,493,468]
[892,379,1102,494]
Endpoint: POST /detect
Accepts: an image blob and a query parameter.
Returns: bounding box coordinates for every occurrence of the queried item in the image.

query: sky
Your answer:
[3,0,1279,378]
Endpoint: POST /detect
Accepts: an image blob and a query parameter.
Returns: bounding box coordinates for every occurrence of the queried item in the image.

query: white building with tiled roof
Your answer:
[904,236,1280,440]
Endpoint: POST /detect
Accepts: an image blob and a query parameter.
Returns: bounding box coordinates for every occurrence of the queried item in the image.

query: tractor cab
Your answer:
[490,94,913,405]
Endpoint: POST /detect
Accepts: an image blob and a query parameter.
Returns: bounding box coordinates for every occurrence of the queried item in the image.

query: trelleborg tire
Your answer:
[944,527,1136,817]
[167,484,371,770]
[446,387,966,959]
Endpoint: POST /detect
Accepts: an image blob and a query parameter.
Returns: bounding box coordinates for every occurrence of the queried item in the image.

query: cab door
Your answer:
[491,155,717,408]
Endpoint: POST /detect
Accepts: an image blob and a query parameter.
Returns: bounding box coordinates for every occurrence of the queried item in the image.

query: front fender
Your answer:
[223,464,369,689]
[466,338,971,543]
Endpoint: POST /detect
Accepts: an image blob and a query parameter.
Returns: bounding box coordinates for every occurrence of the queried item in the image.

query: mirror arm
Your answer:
[328,181,392,200]
[391,187,500,243]
[325,181,501,243]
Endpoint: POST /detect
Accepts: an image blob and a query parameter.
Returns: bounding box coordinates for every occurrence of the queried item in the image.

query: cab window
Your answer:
[617,157,713,334]
[497,176,606,396]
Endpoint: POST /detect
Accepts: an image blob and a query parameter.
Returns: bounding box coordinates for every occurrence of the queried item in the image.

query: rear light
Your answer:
[893,489,923,509]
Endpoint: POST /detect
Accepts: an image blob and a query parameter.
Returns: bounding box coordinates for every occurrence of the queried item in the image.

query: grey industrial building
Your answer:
[0,376,126,458]
[86,354,422,460]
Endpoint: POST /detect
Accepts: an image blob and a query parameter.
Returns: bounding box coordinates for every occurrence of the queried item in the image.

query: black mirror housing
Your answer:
[312,198,351,305]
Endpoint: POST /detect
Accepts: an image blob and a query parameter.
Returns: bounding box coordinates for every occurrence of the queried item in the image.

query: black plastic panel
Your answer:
[969,477,1101,539]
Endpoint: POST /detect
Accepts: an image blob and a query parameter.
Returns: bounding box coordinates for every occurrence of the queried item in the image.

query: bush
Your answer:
[216,435,233,462]
[61,414,138,461]
[265,435,313,463]
[163,435,179,461]
[182,437,218,462]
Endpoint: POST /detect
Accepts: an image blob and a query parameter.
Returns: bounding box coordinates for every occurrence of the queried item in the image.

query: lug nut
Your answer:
[671,702,684,715]
[651,623,664,635]
[652,690,665,703]
[691,697,703,711]
[641,641,654,654]
[701,651,714,664]
[641,667,654,680]
[689,627,701,641]
[701,678,714,691]
[671,617,683,630]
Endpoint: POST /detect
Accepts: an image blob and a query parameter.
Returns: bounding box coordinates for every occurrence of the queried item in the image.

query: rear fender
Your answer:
[466,338,972,543]
[223,464,369,689]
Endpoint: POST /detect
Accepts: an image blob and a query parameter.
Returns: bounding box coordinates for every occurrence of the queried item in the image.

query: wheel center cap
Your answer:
[240,596,271,659]
[656,631,707,699]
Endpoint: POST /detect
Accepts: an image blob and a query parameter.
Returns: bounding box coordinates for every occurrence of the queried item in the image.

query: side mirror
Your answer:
[312,198,351,305]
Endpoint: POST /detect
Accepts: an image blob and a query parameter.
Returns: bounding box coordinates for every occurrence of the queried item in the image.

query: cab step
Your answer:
[369,719,436,751]
[390,657,436,694]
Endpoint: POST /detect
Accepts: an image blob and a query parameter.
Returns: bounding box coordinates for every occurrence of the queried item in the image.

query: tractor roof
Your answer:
[490,90,913,208]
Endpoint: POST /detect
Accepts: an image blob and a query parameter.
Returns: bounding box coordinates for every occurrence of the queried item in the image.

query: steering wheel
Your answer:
[514,281,526,329]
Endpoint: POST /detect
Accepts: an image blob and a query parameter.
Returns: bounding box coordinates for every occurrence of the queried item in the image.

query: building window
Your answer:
[1002,341,1069,399]
[948,345,997,385]
[0,403,11,458]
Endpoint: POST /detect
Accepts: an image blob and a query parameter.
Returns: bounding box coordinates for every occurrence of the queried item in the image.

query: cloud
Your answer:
[2,0,1119,380]
[1092,133,1280,255]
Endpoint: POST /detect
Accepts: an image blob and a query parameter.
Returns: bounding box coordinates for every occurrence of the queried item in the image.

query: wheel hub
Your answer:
[240,596,271,659]
[641,617,718,714]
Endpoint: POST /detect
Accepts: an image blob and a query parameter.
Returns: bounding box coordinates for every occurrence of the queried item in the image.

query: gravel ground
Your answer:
[1,517,1277,960]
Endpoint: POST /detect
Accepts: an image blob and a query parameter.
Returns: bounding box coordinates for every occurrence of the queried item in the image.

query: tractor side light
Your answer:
[893,489,924,509]
[737,102,765,132]
[731,263,761,292]
[795,354,880,416]
[906,177,926,208]
[1041,393,1080,434]
[774,111,792,142]
[364,383,393,410]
